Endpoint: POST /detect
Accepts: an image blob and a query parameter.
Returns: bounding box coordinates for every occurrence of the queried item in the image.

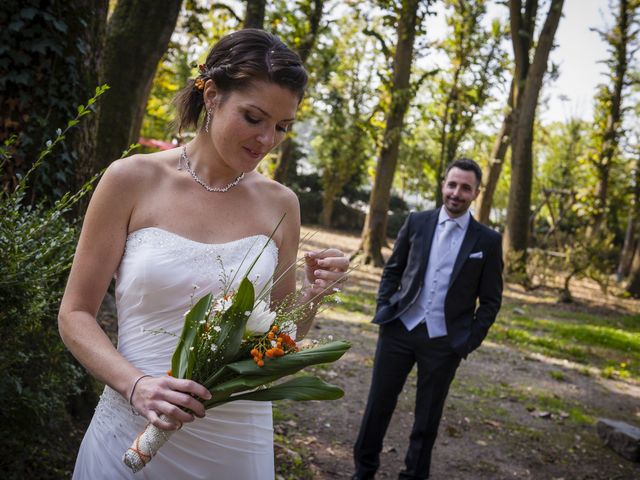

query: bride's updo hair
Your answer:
[174,29,308,131]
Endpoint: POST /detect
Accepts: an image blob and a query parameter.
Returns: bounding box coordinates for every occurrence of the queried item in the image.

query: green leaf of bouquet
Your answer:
[215,278,254,359]
[218,376,345,404]
[227,341,351,376]
[171,293,212,379]
[203,373,283,407]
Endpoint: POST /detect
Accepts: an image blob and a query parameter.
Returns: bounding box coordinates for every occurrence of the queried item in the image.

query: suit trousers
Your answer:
[353,319,461,479]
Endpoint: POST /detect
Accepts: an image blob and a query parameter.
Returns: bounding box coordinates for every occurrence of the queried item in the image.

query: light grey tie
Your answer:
[436,219,458,257]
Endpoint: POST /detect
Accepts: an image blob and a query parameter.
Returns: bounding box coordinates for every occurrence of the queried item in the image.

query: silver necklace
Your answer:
[179,145,245,193]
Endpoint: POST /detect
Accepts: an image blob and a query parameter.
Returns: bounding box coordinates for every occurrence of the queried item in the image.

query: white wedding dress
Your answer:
[73,227,279,480]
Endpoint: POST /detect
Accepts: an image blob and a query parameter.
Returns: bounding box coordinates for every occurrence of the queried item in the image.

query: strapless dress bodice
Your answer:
[114,227,279,376]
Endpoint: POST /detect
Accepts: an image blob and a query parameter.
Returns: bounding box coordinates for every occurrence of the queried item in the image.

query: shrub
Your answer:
[0,87,106,478]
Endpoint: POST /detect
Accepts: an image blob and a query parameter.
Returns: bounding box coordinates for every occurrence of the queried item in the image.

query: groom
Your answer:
[352,158,503,479]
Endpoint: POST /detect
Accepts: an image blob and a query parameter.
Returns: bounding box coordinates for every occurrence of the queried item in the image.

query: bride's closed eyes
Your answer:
[243,112,290,133]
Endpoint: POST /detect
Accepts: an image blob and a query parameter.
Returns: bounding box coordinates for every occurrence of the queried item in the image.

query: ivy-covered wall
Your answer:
[0,0,106,201]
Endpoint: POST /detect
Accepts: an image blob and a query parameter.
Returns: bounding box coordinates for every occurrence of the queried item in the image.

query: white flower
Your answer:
[245,300,276,335]
[210,344,218,352]
[212,295,233,313]
[213,325,221,332]
[327,335,334,341]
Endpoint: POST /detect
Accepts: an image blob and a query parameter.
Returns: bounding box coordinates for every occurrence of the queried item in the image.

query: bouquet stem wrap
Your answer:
[123,415,175,473]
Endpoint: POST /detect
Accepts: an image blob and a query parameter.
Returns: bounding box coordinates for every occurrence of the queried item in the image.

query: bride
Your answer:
[58,29,349,479]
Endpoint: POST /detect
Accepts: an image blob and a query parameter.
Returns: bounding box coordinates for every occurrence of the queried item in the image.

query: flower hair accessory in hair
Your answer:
[193,64,207,90]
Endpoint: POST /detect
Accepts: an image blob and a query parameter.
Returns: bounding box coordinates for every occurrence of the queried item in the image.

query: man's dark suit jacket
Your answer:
[373,209,503,358]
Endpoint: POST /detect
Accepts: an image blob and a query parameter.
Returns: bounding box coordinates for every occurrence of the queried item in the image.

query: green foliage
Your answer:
[490,305,640,381]
[141,1,242,143]
[0,88,107,479]
[0,0,99,200]
[398,0,509,202]
[529,119,619,295]
[309,9,381,225]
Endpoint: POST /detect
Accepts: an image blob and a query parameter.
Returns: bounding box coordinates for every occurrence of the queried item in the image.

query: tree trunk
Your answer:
[617,215,637,280]
[95,0,182,170]
[589,0,631,238]
[504,0,564,277]
[272,0,325,185]
[244,0,266,29]
[627,240,640,297]
[71,0,108,214]
[320,188,336,227]
[618,158,640,279]
[476,80,515,224]
[359,0,421,267]
[273,136,296,184]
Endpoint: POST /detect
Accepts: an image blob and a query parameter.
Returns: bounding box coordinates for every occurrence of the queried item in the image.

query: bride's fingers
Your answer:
[163,390,206,418]
[155,400,195,426]
[147,408,183,431]
[166,377,212,402]
[313,269,348,286]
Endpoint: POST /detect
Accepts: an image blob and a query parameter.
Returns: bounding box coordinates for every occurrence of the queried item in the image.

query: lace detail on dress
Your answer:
[93,385,137,432]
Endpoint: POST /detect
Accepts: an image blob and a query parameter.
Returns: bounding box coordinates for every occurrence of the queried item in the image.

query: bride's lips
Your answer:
[243,146,264,159]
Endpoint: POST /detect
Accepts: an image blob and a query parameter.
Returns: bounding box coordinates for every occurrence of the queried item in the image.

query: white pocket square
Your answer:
[469,251,483,259]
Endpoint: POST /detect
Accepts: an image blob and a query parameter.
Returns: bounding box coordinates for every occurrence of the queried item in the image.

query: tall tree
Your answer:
[433,2,508,206]
[503,0,564,277]
[587,0,639,238]
[312,12,378,227]
[475,80,514,224]
[244,0,266,29]
[95,0,182,170]
[272,0,325,184]
[359,0,428,266]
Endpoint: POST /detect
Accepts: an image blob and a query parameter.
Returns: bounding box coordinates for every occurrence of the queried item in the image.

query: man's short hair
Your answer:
[444,157,482,187]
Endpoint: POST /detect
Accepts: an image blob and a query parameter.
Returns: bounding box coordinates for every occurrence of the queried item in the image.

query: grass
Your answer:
[453,378,596,427]
[333,289,376,315]
[489,305,640,381]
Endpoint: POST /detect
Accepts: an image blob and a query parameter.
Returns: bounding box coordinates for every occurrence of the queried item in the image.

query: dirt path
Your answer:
[274,227,640,480]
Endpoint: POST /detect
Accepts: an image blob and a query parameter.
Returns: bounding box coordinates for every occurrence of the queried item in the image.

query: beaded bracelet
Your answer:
[128,374,152,416]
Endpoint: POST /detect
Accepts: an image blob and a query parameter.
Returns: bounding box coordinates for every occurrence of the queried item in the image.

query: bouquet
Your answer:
[123,221,350,472]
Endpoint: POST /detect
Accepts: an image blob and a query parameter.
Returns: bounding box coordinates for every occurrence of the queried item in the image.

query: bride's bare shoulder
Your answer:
[251,173,298,204]
[98,149,179,196]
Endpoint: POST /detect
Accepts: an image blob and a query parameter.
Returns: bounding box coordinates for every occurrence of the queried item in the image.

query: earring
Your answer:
[204,108,212,133]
